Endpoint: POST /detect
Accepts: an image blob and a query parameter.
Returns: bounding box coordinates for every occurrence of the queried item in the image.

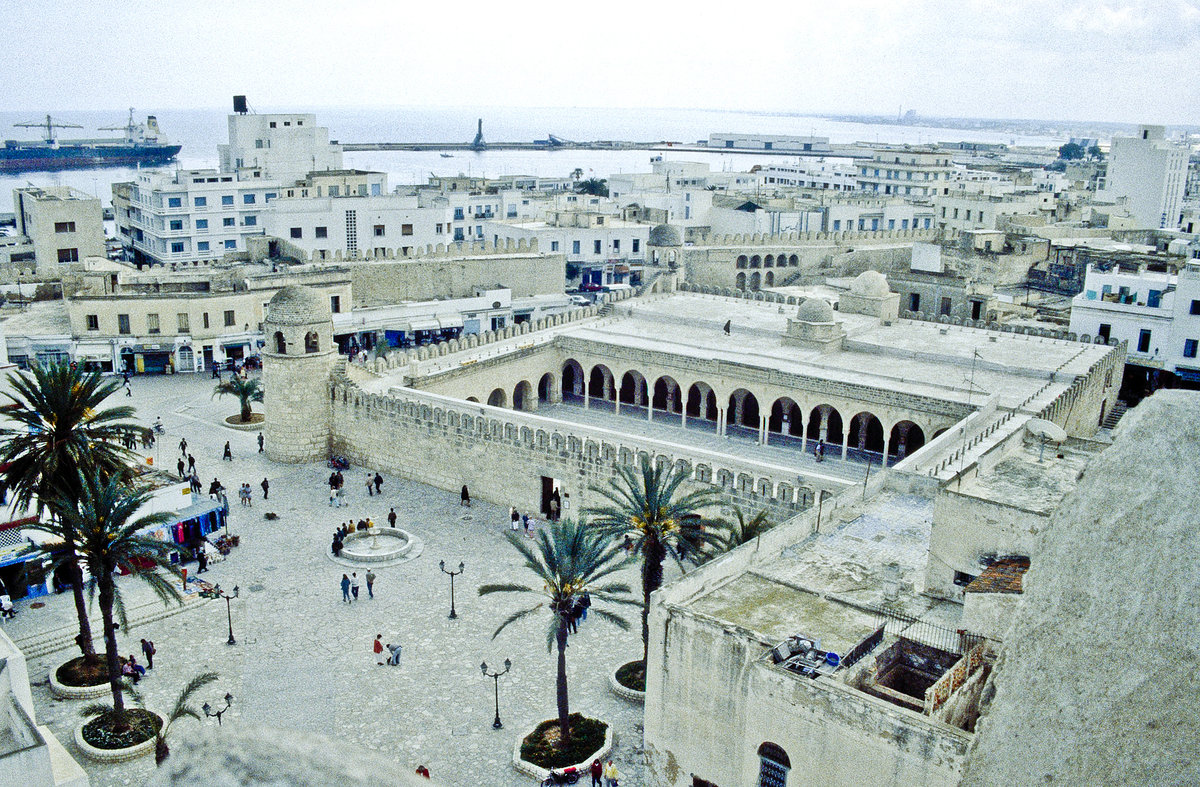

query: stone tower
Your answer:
[263,285,337,463]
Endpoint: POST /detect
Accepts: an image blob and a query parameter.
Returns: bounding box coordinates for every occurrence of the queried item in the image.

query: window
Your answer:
[1191,300,1200,315]
[203,312,210,329]
[196,219,208,229]
[269,121,276,128]
[310,226,327,240]
[1138,329,1151,353]
[401,224,413,236]
[550,241,559,252]
[832,219,841,231]
[909,293,921,312]
[757,742,790,787]
[265,192,276,202]
[171,242,184,253]
[224,239,236,249]
[118,314,131,335]
[194,196,207,207]
[170,220,183,231]
[167,197,182,208]
[86,314,99,331]
[1184,339,1198,359]
[632,238,640,253]
[940,296,952,316]
[197,241,210,251]
[178,313,190,333]
[290,228,302,239]
[243,194,256,204]
[454,208,464,220]
[1147,289,1162,308]
[331,295,341,313]
[374,225,385,237]
[255,139,263,149]
[1098,323,1111,342]
[224,310,235,327]
[221,195,234,206]
[223,217,235,227]
[57,248,79,263]
[435,224,443,235]
[593,240,602,254]
[54,221,76,233]
[244,216,257,226]
[613,239,620,252]
[572,240,581,255]
[328,185,340,197]
[147,313,160,334]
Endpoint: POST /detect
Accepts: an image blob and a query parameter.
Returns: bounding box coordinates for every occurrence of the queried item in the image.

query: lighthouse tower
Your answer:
[262,285,337,463]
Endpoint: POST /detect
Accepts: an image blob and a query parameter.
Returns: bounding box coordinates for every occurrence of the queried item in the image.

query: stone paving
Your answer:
[4,374,653,786]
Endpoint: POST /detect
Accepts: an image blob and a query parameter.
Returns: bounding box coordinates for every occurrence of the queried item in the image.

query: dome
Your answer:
[795,297,834,323]
[647,224,683,247]
[850,270,891,298]
[266,285,331,326]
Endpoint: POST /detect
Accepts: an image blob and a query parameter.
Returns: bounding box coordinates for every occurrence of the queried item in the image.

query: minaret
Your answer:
[262,286,338,463]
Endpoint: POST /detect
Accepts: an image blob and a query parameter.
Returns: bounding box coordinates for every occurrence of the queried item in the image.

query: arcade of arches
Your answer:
[481,358,939,465]
[735,253,799,291]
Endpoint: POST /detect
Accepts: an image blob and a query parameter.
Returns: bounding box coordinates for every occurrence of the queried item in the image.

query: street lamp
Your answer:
[439,560,464,619]
[202,693,233,726]
[215,584,239,644]
[481,658,512,729]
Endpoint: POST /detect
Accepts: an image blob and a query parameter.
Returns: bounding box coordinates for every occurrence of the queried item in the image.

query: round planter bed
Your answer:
[49,656,121,700]
[609,659,645,704]
[512,713,614,782]
[224,413,264,431]
[74,708,165,764]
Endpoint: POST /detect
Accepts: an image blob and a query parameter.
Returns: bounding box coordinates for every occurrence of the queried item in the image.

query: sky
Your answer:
[3,0,1199,124]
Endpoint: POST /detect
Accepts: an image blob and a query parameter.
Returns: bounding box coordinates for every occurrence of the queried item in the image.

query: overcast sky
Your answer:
[4,0,1198,123]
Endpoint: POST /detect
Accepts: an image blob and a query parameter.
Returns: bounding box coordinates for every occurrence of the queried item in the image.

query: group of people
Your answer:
[121,639,156,685]
[588,758,620,787]
[567,590,591,634]
[330,519,374,556]
[339,570,376,601]
[365,472,384,496]
[372,633,402,665]
[508,507,540,538]
[328,470,347,506]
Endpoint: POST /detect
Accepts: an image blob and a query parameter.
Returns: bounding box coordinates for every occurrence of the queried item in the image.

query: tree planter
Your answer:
[49,658,118,700]
[512,715,614,782]
[74,709,165,764]
[610,660,646,704]
[223,413,264,431]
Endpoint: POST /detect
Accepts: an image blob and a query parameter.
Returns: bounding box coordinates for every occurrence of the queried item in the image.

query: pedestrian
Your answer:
[261,477,269,500]
[196,547,208,574]
[374,472,383,495]
[623,534,633,554]
[141,638,156,670]
[336,485,346,507]
[603,760,618,787]
[366,473,374,496]
[188,454,196,473]
[177,458,186,478]
[122,656,144,684]
[374,634,384,665]
[415,765,430,779]
[331,537,343,557]
[350,572,360,601]
[329,487,338,507]
[328,470,339,493]
[257,432,264,453]
[580,589,591,622]
[723,318,731,336]
[0,594,15,619]
[549,496,560,521]
[340,574,351,603]
[244,483,253,507]
[387,643,402,666]
[510,506,520,531]
[365,569,376,599]
[179,437,188,455]
[388,507,397,528]
[124,380,132,397]
[523,513,533,538]
[223,441,232,461]
[460,484,470,506]
[569,598,582,633]
[190,472,202,494]
[590,759,603,787]
[211,363,220,379]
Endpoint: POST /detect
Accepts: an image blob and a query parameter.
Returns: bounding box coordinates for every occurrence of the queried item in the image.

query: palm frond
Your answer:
[588,606,631,631]
[491,603,544,640]
[478,582,535,596]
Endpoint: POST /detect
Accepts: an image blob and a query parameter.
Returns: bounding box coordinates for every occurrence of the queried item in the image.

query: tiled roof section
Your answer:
[965,557,1031,594]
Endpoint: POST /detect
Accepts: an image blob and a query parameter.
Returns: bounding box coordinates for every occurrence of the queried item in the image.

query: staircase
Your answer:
[1102,400,1129,430]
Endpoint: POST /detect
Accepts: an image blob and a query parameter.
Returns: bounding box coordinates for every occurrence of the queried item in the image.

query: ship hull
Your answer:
[0,144,182,173]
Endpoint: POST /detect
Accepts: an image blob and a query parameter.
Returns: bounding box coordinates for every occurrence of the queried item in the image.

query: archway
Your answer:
[847,411,885,455]
[764,254,774,268]
[757,742,790,786]
[768,397,803,436]
[806,404,843,447]
[789,254,799,266]
[513,380,533,411]
[537,373,556,404]
[765,271,775,286]
[466,396,479,403]
[304,331,319,353]
[749,255,761,268]
[618,370,648,408]
[562,359,585,400]
[487,388,506,408]
[652,376,682,414]
[686,382,718,424]
[736,272,746,289]
[736,254,748,269]
[750,271,761,291]
[727,388,760,429]
[889,421,926,459]
[588,364,614,402]
[274,331,287,354]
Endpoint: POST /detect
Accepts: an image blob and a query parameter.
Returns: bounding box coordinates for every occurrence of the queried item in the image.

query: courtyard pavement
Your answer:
[3,373,653,787]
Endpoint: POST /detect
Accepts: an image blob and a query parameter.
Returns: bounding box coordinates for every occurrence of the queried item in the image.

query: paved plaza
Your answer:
[3,373,654,786]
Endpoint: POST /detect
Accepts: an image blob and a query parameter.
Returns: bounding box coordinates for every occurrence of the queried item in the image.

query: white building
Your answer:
[12,186,105,275]
[708,133,831,153]
[218,111,343,185]
[1100,125,1188,229]
[483,210,648,287]
[857,148,954,198]
[759,158,859,192]
[263,191,449,261]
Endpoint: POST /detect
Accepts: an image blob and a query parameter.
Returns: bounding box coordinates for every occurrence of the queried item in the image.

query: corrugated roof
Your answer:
[965,558,1030,594]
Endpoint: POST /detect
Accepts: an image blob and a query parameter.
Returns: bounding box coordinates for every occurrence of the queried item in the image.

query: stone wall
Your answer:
[348,247,565,306]
[926,489,1044,598]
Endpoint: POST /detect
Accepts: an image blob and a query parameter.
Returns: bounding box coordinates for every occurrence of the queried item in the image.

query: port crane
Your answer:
[13,115,83,143]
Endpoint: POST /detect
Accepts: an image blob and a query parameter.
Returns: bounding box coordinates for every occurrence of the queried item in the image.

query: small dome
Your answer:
[648,224,682,247]
[850,270,891,297]
[796,297,834,323]
[266,285,331,326]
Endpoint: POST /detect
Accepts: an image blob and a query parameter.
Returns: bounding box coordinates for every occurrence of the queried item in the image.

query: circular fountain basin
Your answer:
[328,528,423,568]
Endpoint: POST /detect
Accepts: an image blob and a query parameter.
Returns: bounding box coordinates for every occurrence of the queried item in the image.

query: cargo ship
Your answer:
[0,109,181,173]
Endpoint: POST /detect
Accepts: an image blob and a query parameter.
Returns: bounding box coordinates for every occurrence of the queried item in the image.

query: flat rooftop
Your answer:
[952,437,1101,515]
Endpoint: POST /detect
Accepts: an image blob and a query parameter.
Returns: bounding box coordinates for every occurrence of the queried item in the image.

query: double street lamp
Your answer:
[481,658,512,729]
[439,560,464,619]
[202,693,234,726]
[214,584,239,645]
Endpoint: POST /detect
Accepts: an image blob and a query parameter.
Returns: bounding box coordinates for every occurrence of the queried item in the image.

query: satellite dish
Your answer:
[1026,418,1067,462]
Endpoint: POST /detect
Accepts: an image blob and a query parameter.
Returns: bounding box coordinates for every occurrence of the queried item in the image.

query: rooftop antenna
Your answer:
[15,114,83,143]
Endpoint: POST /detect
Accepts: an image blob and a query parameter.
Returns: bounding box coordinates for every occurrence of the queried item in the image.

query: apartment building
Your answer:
[483,210,648,287]
[12,186,105,275]
[1099,125,1188,229]
[856,148,954,198]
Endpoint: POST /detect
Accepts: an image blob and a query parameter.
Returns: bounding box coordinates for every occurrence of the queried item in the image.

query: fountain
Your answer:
[331,527,423,567]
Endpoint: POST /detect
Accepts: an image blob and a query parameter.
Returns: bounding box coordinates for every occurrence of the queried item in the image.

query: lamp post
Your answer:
[439,560,464,619]
[481,658,512,729]
[215,584,239,644]
[202,693,233,726]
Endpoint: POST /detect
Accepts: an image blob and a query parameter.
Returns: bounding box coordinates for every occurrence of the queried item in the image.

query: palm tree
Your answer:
[575,177,608,197]
[478,519,636,752]
[213,376,263,422]
[82,670,219,765]
[583,456,724,663]
[42,473,183,730]
[720,506,775,551]
[0,361,140,660]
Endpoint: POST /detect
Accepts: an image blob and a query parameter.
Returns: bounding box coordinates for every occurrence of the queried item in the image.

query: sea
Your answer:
[0,105,1069,215]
